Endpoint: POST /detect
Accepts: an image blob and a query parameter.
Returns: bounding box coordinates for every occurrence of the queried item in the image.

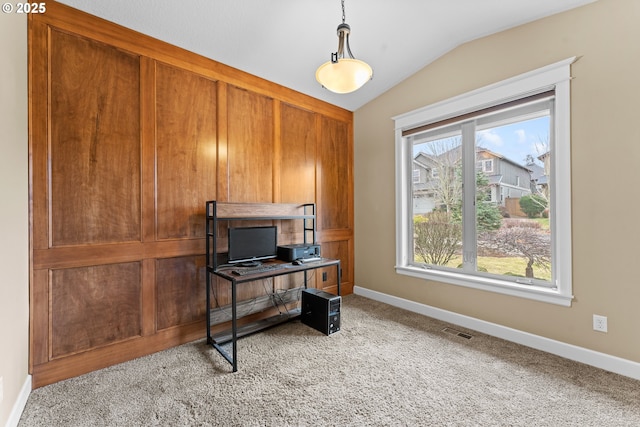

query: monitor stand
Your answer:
[238,261,261,267]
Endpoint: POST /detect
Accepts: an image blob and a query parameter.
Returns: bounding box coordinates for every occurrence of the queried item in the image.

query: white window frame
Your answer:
[393,58,575,306]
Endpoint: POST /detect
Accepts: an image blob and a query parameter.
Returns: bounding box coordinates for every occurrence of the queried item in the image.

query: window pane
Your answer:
[411,133,463,268]
[475,115,552,283]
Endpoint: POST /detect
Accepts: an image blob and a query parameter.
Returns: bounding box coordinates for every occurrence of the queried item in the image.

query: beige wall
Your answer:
[354,0,640,363]
[0,11,30,426]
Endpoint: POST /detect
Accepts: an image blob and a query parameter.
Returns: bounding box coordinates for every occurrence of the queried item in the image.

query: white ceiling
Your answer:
[57,0,596,111]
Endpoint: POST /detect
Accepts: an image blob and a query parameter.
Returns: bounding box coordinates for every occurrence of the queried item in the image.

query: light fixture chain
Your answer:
[341,0,346,24]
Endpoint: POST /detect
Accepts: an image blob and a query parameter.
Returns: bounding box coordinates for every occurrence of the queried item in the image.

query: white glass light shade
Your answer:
[315,58,373,94]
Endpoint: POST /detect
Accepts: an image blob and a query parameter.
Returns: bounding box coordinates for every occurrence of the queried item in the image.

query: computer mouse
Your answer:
[292,260,303,265]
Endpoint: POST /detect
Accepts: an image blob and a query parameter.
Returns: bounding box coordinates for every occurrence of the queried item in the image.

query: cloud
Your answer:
[515,129,526,144]
[478,129,503,147]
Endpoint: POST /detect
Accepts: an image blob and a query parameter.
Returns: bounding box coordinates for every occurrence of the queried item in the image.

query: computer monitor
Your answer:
[227,226,278,264]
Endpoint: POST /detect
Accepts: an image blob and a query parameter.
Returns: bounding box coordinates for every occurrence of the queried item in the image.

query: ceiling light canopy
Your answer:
[315,0,373,94]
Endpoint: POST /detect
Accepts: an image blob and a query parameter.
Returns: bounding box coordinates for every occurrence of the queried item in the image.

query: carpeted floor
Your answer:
[19,294,640,426]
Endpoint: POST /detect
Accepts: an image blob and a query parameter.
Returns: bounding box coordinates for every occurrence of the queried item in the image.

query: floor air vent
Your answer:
[442,327,473,339]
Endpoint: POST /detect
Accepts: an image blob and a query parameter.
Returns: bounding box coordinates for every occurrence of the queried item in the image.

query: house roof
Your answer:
[536,175,549,185]
[477,148,533,172]
[487,175,503,186]
[527,163,546,181]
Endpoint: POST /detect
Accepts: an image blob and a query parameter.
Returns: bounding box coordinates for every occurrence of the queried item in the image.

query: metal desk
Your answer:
[208,258,341,371]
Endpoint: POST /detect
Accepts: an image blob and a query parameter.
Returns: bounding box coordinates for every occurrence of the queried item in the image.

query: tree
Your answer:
[475,171,502,232]
[519,194,547,218]
[419,137,462,214]
[452,170,502,232]
[413,211,461,266]
[479,224,551,279]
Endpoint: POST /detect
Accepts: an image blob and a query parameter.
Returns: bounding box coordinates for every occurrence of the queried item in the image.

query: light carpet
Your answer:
[19,294,640,426]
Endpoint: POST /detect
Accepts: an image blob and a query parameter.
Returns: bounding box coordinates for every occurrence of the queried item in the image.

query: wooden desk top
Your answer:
[214,258,340,283]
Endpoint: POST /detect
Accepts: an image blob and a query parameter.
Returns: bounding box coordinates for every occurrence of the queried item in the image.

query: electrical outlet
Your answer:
[593,314,608,332]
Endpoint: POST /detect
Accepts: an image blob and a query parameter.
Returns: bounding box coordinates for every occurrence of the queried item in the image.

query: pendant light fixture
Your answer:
[315,0,373,94]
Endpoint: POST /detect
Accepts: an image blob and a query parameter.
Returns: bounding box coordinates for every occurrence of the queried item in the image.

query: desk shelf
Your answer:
[205,201,340,372]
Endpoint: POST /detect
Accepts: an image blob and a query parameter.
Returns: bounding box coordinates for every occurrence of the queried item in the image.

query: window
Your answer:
[478,159,493,173]
[393,58,574,306]
[412,168,421,183]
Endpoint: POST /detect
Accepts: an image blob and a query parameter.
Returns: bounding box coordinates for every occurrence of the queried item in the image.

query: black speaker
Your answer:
[301,288,341,335]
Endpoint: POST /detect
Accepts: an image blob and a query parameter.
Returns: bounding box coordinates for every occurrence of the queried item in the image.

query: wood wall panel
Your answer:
[49,29,141,246]
[279,103,316,204]
[29,19,50,252]
[30,269,49,365]
[209,275,231,309]
[51,263,142,358]
[318,116,352,232]
[29,2,353,387]
[156,256,207,330]
[314,240,351,294]
[207,274,271,309]
[227,86,274,203]
[277,104,317,240]
[156,63,217,239]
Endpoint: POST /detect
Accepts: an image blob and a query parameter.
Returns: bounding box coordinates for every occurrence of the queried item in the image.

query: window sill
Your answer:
[395,265,573,307]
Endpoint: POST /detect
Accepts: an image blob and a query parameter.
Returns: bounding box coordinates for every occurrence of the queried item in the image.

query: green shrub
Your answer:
[519,194,547,218]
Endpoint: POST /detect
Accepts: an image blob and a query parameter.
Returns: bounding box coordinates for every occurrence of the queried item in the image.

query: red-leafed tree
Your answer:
[480,223,550,278]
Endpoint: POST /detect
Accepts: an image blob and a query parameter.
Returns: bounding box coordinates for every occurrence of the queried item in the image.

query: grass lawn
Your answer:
[532,217,550,230]
[443,255,551,281]
[413,216,552,281]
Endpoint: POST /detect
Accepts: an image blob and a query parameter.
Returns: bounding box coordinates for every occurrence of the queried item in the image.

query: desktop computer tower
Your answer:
[301,288,341,335]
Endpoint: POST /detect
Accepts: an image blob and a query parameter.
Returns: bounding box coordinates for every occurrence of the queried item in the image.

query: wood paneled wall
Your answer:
[28,2,353,387]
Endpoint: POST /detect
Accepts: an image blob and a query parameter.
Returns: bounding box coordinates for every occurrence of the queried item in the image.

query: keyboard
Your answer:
[231,264,285,276]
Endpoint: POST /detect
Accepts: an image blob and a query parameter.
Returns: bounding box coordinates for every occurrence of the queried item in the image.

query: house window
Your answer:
[412,168,421,183]
[393,58,574,306]
[479,159,493,173]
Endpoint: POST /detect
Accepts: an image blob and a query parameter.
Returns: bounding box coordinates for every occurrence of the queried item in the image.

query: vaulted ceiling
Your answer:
[57,0,596,111]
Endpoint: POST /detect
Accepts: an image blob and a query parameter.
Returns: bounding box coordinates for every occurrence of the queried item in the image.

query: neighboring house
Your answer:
[412,147,534,215]
[476,148,533,205]
[412,152,440,214]
[526,156,546,193]
[533,151,551,198]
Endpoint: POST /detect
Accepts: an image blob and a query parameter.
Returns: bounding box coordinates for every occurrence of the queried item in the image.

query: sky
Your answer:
[413,115,550,168]
[477,116,550,167]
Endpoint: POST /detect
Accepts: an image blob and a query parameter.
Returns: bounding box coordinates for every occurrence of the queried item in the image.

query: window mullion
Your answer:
[461,122,477,272]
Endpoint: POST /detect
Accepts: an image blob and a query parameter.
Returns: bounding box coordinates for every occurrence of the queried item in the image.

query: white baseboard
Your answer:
[5,375,31,427]
[354,286,640,381]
